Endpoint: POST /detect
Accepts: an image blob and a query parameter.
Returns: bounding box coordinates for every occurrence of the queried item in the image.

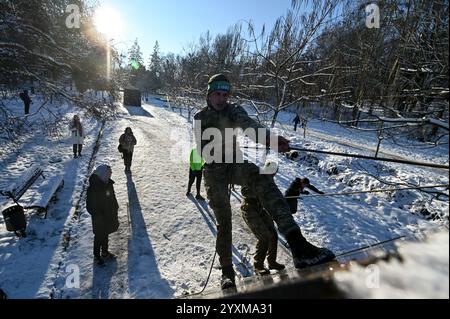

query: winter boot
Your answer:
[253,263,270,276]
[268,261,286,271]
[286,229,335,269]
[220,265,236,290]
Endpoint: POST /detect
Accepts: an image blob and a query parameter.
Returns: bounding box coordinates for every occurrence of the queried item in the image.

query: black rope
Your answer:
[284,184,449,199]
[289,146,449,169]
[242,145,449,169]
[335,235,406,257]
[186,251,217,296]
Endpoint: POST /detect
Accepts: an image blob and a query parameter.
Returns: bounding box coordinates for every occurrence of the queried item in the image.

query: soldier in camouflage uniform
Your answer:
[194,74,335,290]
[241,160,285,275]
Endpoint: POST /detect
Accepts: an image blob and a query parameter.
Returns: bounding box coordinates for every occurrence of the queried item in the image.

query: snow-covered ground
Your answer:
[334,230,449,298]
[0,95,448,298]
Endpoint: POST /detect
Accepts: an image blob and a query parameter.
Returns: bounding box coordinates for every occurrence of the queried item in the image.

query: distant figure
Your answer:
[69,115,84,158]
[293,114,300,131]
[241,160,285,275]
[186,148,205,200]
[0,288,7,299]
[19,90,32,115]
[119,127,137,172]
[285,177,325,214]
[86,164,119,266]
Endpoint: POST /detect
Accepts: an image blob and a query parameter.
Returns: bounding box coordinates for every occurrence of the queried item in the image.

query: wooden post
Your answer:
[375,121,384,158]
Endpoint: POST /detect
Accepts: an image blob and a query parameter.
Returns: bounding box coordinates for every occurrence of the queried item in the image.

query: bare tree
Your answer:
[239,0,339,127]
[317,0,448,144]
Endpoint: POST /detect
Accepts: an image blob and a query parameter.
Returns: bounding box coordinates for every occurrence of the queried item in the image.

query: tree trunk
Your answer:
[333,102,341,121]
[271,110,279,128]
[351,104,359,127]
[430,110,444,138]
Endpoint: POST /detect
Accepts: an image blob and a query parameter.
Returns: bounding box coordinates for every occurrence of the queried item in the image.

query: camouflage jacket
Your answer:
[194,103,270,164]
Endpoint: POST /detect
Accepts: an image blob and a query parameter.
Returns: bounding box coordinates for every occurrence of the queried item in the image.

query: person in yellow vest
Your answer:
[186,148,205,200]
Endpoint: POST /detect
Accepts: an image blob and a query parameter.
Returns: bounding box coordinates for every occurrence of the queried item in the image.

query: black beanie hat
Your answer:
[207,74,231,95]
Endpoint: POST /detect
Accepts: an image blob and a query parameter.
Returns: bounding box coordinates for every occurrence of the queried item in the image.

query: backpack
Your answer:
[118,144,124,153]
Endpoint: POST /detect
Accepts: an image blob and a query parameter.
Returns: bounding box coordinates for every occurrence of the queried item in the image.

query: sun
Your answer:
[93,5,124,39]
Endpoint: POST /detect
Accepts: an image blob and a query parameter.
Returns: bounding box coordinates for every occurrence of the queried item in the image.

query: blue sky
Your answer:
[97,0,293,61]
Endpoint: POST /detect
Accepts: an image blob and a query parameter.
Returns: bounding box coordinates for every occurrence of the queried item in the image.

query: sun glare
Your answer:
[93,6,124,39]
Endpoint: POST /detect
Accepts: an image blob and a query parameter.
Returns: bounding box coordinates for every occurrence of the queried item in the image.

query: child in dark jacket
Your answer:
[119,127,137,172]
[86,164,119,266]
[285,177,324,214]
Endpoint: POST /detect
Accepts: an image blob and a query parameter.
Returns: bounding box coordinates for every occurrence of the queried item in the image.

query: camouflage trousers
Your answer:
[203,162,298,268]
[241,203,278,267]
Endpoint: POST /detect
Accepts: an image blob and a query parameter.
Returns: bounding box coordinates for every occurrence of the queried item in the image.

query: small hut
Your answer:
[123,86,141,107]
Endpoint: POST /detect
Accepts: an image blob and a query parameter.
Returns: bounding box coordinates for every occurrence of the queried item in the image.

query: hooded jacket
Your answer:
[119,132,137,153]
[86,174,119,235]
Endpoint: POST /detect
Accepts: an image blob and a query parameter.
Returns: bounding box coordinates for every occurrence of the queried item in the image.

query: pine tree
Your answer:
[148,41,162,91]
[149,41,161,76]
[128,38,144,70]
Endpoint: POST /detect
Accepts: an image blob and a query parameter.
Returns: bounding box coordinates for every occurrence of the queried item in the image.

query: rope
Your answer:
[187,251,217,296]
[335,235,406,257]
[242,145,449,169]
[289,146,449,170]
[284,184,449,199]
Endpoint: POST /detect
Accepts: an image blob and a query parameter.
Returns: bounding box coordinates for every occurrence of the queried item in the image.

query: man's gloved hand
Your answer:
[301,190,310,195]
